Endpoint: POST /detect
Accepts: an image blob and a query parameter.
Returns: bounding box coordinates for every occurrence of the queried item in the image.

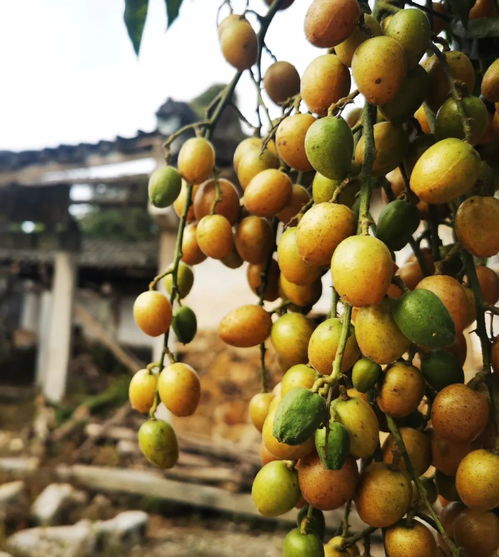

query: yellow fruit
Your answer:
[377,362,425,418]
[218,304,272,348]
[133,291,172,337]
[158,362,200,417]
[244,169,292,217]
[177,137,215,185]
[383,428,431,476]
[384,520,437,557]
[276,113,315,171]
[249,392,275,432]
[271,312,315,369]
[196,214,233,260]
[455,196,499,258]
[335,14,381,67]
[455,449,499,510]
[235,216,273,264]
[129,369,158,413]
[277,227,322,286]
[218,15,257,71]
[304,0,361,48]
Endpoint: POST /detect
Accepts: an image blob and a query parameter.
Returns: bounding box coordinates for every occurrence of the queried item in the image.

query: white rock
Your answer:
[31,483,88,526]
[0,551,13,557]
[116,439,138,457]
[97,510,148,548]
[6,520,97,557]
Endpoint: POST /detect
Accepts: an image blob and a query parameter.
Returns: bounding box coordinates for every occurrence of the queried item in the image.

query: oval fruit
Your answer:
[430,431,471,476]
[276,113,315,171]
[331,235,393,307]
[308,318,360,375]
[375,199,421,252]
[163,261,194,299]
[324,536,359,556]
[247,259,280,302]
[481,58,499,102]
[351,358,381,392]
[315,421,350,470]
[304,117,353,180]
[249,392,275,432]
[431,383,489,443]
[377,362,425,418]
[304,0,361,48]
[196,214,233,260]
[193,177,240,224]
[420,349,464,391]
[235,216,273,264]
[263,409,315,460]
[382,428,431,476]
[335,14,381,67]
[237,142,279,190]
[172,305,197,344]
[264,61,300,105]
[455,449,499,510]
[301,54,351,116]
[271,313,315,369]
[148,166,182,208]
[352,36,407,105]
[281,364,317,396]
[244,169,292,217]
[297,202,356,266]
[384,520,437,557]
[219,304,272,347]
[218,15,257,71]
[280,274,322,308]
[297,452,359,510]
[354,462,412,527]
[455,196,499,258]
[277,227,322,286]
[384,8,431,68]
[158,362,200,417]
[138,419,178,469]
[435,96,489,145]
[251,460,301,517]
[181,224,207,266]
[129,369,158,413]
[133,291,172,337]
[283,528,324,557]
[277,184,310,225]
[312,172,359,206]
[453,508,499,557]
[177,137,215,185]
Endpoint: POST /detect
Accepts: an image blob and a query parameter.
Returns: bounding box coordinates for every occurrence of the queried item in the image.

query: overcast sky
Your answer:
[0,0,320,152]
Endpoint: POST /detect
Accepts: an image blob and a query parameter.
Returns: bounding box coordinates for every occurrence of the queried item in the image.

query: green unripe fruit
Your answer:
[297,507,326,540]
[273,387,327,445]
[283,528,325,557]
[172,305,197,344]
[420,349,464,391]
[163,261,194,299]
[392,289,455,349]
[384,9,431,68]
[251,460,301,517]
[352,358,382,393]
[304,117,353,180]
[138,419,178,469]
[315,421,350,470]
[148,166,182,208]
[312,172,359,206]
[435,96,489,145]
[376,199,421,251]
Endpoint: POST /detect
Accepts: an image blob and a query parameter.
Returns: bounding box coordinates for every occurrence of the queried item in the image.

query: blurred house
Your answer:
[0,93,247,402]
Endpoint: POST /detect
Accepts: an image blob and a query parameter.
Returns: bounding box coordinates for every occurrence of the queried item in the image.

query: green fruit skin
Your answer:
[164,262,194,299]
[384,9,431,68]
[312,173,359,206]
[305,117,353,180]
[331,397,379,459]
[392,289,455,349]
[352,358,382,393]
[315,421,350,470]
[435,96,489,145]
[251,460,301,517]
[148,166,182,208]
[376,199,421,251]
[283,528,325,557]
[420,349,464,391]
[379,65,429,123]
[297,507,326,541]
[138,419,179,469]
[273,387,327,445]
[172,306,197,344]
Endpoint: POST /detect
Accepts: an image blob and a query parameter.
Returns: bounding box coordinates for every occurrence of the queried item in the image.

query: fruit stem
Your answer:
[341,499,352,536]
[331,305,353,381]
[358,103,377,235]
[340,526,377,551]
[299,504,315,535]
[385,415,463,557]
[258,217,278,305]
[259,342,270,393]
[428,42,473,143]
[328,287,339,318]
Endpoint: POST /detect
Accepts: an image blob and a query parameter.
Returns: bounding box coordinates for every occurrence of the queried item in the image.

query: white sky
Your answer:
[0,0,321,152]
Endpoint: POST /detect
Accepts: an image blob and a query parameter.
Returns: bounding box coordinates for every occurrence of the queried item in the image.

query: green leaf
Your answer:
[165,0,183,28]
[451,17,499,38]
[447,0,474,27]
[124,0,149,55]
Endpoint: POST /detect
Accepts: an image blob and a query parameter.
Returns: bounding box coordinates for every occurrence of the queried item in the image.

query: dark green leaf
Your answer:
[447,0,474,27]
[165,0,183,28]
[124,0,149,55]
[451,17,499,39]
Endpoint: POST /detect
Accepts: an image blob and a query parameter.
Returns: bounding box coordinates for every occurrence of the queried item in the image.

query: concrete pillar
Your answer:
[42,251,77,402]
[20,280,40,332]
[35,290,52,387]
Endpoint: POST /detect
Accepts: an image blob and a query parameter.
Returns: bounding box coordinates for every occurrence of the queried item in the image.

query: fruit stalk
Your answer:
[385,415,463,557]
[358,103,377,235]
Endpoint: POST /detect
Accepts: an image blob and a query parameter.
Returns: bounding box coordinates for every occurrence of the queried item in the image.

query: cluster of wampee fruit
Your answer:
[126,0,499,555]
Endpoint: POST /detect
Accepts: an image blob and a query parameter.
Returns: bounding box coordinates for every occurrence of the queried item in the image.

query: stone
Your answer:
[6,520,97,557]
[0,480,29,523]
[116,439,138,457]
[31,483,88,526]
[97,510,148,550]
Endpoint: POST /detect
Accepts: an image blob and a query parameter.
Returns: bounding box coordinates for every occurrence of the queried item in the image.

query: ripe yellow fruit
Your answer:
[455,449,499,511]
[158,362,200,417]
[196,214,233,260]
[133,291,172,337]
[304,0,361,48]
[455,196,499,258]
[249,392,274,432]
[244,169,292,217]
[218,15,257,71]
[129,369,158,413]
[218,304,272,347]
[331,235,393,307]
[377,362,425,418]
[177,137,215,185]
[276,113,315,171]
[335,14,381,67]
[277,227,322,286]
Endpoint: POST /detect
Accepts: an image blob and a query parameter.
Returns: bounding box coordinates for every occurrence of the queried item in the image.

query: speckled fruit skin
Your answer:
[409,138,480,204]
[455,449,499,511]
[251,460,301,517]
[431,384,489,443]
[384,520,437,557]
[355,299,411,365]
[133,291,172,337]
[354,462,412,528]
[297,452,359,511]
[352,36,407,105]
[307,318,360,375]
[384,8,431,68]
[453,508,499,557]
[271,312,315,369]
[277,227,322,286]
[218,15,257,71]
[218,304,272,348]
[455,196,499,258]
[377,362,425,418]
[304,0,361,48]
[276,113,316,171]
[138,419,178,469]
[296,202,356,266]
[301,54,351,116]
[177,137,215,185]
[383,428,431,476]
[263,61,300,105]
[335,14,381,67]
[244,168,292,217]
[331,235,393,307]
[158,362,200,417]
[430,431,471,476]
[235,216,273,265]
[196,214,233,260]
